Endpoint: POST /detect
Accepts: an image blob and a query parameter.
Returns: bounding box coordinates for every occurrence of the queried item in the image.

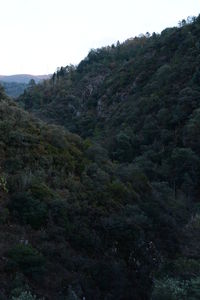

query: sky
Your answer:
[0,0,199,75]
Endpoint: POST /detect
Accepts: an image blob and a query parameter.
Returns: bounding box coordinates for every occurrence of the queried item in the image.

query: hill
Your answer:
[0,75,51,98]
[3,14,200,299]
[0,74,50,84]
[0,85,182,300]
[0,81,28,98]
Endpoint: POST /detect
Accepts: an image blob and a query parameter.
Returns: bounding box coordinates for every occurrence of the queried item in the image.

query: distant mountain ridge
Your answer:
[0,74,51,97]
[0,74,51,84]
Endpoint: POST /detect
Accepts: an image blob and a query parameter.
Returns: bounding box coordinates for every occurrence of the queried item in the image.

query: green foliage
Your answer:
[152,277,188,300]
[0,174,8,192]
[152,276,200,300]
[11,291,41,300]
[0,207,9,224]
[7,244,45,277]
[188,277,200,299]
[9,192,48,229]
[0,81,28,98]
[0,14,199,300]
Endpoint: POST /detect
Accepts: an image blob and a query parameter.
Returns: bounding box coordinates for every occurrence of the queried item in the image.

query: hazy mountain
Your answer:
[0,74,51,97]
[0,74,51,84]
[0,81,28,98]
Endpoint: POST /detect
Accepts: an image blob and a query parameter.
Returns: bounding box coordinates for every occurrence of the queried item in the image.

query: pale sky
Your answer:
[0,0,199,75]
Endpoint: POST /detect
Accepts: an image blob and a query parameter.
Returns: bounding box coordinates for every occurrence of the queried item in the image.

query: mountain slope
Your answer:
[18,16,200,139]
[5,14,200,299]
[18,16,200,195]
[0,87,186,300]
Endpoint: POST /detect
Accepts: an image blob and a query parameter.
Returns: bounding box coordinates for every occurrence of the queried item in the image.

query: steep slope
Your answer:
[9,14,200,299]
[18,16,200,138]
[0,86,189,300]
[18,16,200,198]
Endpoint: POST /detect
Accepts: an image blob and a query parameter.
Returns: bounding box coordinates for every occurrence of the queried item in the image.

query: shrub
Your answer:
[6,244,45,277]
[152,277,188,300]
[11,291,42,300]
[188,277,200,299]
[9,192,48,229]
[0,207,9,224]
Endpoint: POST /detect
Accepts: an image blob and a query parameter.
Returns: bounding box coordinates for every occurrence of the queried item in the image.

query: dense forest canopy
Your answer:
[0,15,200,299]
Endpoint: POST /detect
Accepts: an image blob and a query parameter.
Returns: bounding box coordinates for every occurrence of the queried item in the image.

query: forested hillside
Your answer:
[1,14,200,299]
[0,81,28,98]
[0,75,51,98]
[0,84,186,300]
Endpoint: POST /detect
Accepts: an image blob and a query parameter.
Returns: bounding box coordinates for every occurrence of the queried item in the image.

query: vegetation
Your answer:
[0,15,200,299]
[0,81,28,98]
[0,75,50,98]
